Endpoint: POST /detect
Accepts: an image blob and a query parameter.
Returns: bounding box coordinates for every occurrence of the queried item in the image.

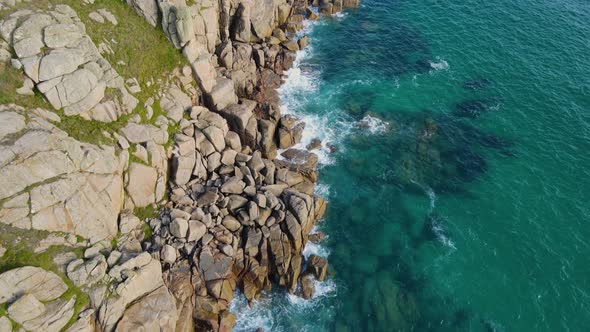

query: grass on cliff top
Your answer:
[0,0,187,145]
[0,0,186,92]
[0,225,89,330]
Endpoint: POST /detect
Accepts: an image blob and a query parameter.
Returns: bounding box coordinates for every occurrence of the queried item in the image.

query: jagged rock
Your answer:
[282,40,299,52]
[175,5,194,46]
[232,1,252,42]
[281,149,319,170]
[331,0,342,13]
[197,191,219,206]
[115,286,178,331]
[306,255,328,281]
[119,213,141,234]
[319,0,334,15]
[307,138,322,150]
[197,248,232,281]
[173,134,196,185]
[126,0,159,26]
[299,35,309,49]
[99,253,163,331]
[2,7,137,121]
[89,12,105,23]
[309,232,326,243]
[250,0,277,39]
[0,266,67,304]
[299,273,315,299]
[218,101,255,143]
[66,255,108,287]
[97,9,118,25]
[161,85,192,122]
[65,309,96,332]
[206,78,238,111]
[343,0,360,7]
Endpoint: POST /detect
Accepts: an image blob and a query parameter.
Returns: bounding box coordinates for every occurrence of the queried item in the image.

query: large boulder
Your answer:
[250,0,280,39]
[115,286,178,332]
[126,162,158,208]
[98,253,164,331]
[0,266,67,304]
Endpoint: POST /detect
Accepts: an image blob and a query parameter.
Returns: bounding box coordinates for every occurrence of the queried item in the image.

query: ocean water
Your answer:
[233,0,590,331]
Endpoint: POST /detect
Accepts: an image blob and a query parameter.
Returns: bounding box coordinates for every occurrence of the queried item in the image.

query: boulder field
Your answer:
[0,0,359,331]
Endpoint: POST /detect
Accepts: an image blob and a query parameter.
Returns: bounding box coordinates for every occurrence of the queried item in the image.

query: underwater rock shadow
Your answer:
[452,99,501,118]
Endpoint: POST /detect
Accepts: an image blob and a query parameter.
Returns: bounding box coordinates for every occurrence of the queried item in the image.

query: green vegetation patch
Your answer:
[0,225,89,330]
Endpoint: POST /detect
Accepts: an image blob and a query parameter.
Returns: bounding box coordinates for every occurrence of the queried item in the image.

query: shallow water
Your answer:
[233,0,590,330]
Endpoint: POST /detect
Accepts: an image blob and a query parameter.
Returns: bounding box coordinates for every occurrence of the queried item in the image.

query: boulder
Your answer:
[188,220,207,242]
[7,293,45,323]
[161,245,177,264]
[170,218,189,238]
[306,255,328,281]
[99,253,163,331]
[299,273,315,299]
[0,266,67,304]
[222,216,241,232]
[249,0,276,39]
[203,126,226,152]
[126,0,160,26]
[220,176,246,194]
[115,286,178,331]
[66,255,108,287]
[14,297,75,332]
[126,163,158,208]
[206,78,238,111]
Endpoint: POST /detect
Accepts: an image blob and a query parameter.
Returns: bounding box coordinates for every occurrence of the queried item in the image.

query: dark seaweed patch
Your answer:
[463,78,493,90]
[453,99,495,118]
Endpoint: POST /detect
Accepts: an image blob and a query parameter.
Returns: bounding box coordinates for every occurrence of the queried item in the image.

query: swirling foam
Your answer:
[429,57,450,71]
[357,115,390,134]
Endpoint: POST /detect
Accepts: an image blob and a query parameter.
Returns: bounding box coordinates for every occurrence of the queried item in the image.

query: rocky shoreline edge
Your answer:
[0,0,358,331]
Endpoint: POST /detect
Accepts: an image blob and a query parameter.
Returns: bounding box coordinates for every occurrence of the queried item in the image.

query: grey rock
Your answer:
[187,220,207,242]
[170,218,189,238]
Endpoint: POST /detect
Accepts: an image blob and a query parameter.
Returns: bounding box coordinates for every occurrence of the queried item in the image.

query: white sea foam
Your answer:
[356,115,390,135]
[426,186,436,212]
[314,183,331,198]
[431,218,457,250]
[429,57,450,71]
[232,13,344,331]
[230,293,275,332]
[332,11,347,20]
[278,30,355,166]
[231,279,337,331]
[303,240,330,259]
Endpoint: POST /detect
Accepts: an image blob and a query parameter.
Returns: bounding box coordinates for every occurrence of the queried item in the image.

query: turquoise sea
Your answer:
[232,0,590,330]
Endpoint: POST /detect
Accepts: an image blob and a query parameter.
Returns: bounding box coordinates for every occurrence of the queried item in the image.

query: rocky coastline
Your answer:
[0,0,359,331]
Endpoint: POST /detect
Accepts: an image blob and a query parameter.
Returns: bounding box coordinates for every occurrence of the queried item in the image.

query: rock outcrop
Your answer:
[0,6,138,122]
[0,105,125,243]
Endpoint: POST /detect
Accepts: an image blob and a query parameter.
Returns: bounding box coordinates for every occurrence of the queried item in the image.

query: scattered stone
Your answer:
[170,218,189,238]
